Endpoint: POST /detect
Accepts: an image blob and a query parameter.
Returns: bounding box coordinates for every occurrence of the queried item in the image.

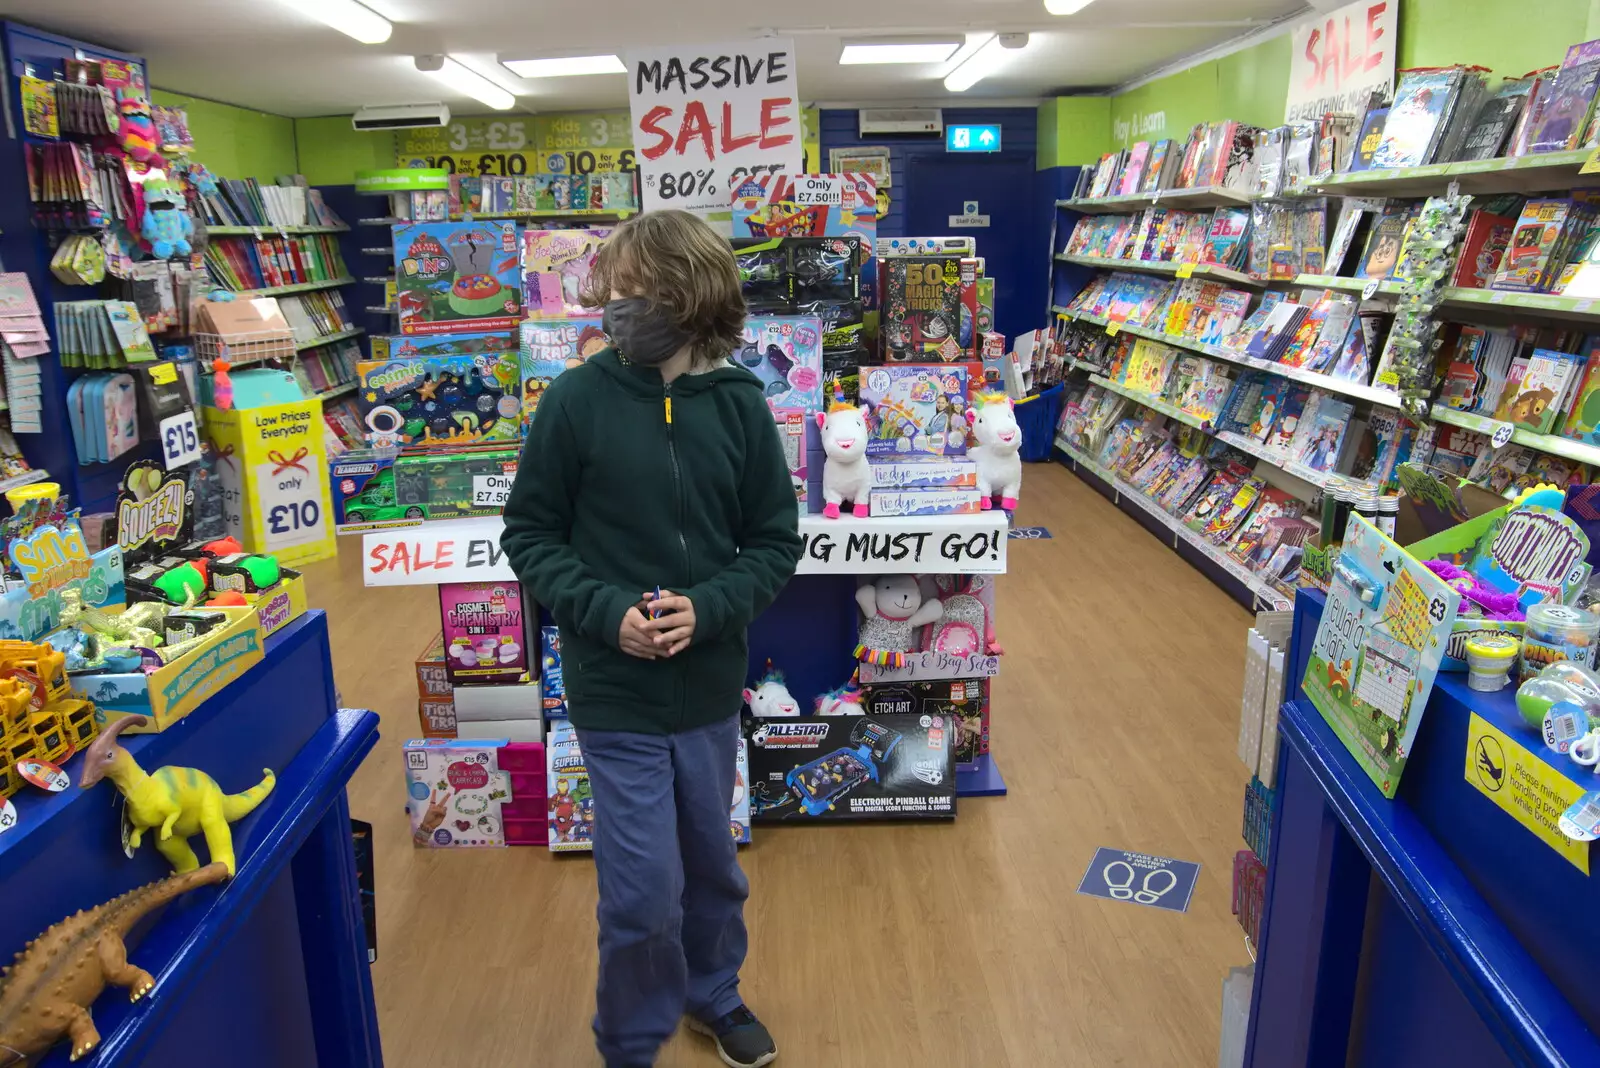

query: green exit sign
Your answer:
[946,124,1001,152]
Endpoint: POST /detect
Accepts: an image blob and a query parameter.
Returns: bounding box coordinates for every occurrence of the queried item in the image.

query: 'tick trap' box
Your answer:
[745,714,955,821]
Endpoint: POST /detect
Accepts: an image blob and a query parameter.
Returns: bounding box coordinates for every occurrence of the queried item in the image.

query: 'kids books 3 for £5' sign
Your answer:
[625,39,803,215]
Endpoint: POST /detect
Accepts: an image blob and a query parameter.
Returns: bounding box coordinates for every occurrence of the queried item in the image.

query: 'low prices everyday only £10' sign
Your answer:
[626,39,803,215]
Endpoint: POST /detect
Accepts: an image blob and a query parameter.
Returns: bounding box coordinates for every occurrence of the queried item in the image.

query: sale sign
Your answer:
[1285,0,1396,124]
[626,39,803,215]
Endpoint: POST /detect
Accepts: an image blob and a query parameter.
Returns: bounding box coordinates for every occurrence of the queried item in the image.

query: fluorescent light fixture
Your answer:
[944,34,1025,92]
[276,0,391,44]
[499,54,625,78]
[839,37,962,65]
[1043,0,1097,13]
[416,56,517,110]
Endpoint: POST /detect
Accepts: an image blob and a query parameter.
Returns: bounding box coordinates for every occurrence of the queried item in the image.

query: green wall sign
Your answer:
[355,168,450,192]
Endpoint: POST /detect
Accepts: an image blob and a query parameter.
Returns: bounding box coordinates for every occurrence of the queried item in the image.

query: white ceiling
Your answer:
[5,0,1310,117]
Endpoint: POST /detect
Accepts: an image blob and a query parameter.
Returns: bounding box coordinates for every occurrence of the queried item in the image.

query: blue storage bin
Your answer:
[1015,385,1064,463]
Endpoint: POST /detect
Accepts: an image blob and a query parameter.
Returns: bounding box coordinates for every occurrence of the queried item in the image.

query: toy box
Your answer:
[547,719,594,852]
[0,514,125,643]
[869,458,977,490]
[737,317,824,411]
[859,677,989,767]
[732,736,751,845]
[745,714,955,821]
[396,446,519,522]
[730,173,879,312]
[521,229,612,318]
[354,352,522,448]
[439,580,528,685]
[418,696,456,738]
[519,317,608,428]
[859,364,969,458]
[498,741,547,845]
[372,332,516,361]
[868,488,983,517]
[394,221,521,335]
[772,408,809,505]
[882,256,978,363]
[540,626,567,719]
[416,631,451,699]
[242,569,307,638]
[330,452,410,533]
[92,607,265,733]
[454,680,540,721]
[403,738,514,848]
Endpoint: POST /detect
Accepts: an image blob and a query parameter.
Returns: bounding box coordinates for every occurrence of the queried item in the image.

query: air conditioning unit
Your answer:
[352,103,452,131]
[859,108,943,136]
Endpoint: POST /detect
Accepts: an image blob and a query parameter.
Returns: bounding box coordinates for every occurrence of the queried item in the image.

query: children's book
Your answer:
[1202,477,1266,545]
[1202,209,1250,268]
[1458,87,1529,161]
[1348,107,1389,171]
[1222,291,1285,352]
[1157,460,1211,514]
[1450,210,1515,288]
[1372,69,1463,169]
[1249,379,1288,442]
[1300,296,1358,374]
[1279,291,1340,368]
[1243,302,1307,362]
[1267,388,1311,454]
[1140,141,1175,192]
[1227,487,1300,564]
[1330,311,1383,384]
[1121,338,1178,396]
[1560,340,1600,443]
[1295,396,1354,472]
[1492,347,1584,432]
[1356,205,1416,279]
[1439,326,1490,410]
[1493,198,1575,292]
[1119,142,1151,195]
[1428,425,1490,478]
[1181,461,1250,533]
[1529,40,1600,153]
[1198,290,1252,347]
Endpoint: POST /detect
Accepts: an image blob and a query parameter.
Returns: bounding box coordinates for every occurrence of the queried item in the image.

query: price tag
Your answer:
[17,759,68,792]
[0,798,15,836]
[1489,420,1515,449]
[1362,279,1382,300]
[1175,262,1196,279]
[1582,146,1600,175]
[158,410,202,470]
[1559,789,1600,841]
[471,473,514,508]
[791,176,843,205]
[1105,322,1121,337]
[148,362,178,386]
[258,454,328,552]
[120,798,135,857]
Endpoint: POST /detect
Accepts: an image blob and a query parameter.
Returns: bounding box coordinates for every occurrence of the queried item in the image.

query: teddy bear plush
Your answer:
[854,574,944,667]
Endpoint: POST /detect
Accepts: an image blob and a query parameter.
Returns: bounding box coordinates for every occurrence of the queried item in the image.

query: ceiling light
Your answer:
[945,34,1029,93]
[415,55,517,110]
[499,54,625,78]
[839,38,962,65]
[275,0,391,44]
[1043,0,1098,13]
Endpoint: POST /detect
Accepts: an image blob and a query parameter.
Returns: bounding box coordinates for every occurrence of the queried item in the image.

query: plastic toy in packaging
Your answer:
[394,221,521,335]
[737,317,824,411]
[521,228,612,318]
[859,364,969,458]
[356,351,522,447]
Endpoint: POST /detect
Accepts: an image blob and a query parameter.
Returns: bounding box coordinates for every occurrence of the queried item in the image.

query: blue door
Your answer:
[904,150,1045,344]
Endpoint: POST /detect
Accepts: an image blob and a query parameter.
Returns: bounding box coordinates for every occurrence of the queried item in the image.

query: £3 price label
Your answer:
[159,410,201,469]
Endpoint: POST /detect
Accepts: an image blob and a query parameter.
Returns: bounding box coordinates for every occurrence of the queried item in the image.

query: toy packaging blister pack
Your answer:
[744,714,956,821]
[859,363,970,458]
[540,626,566,719]
[771,408,808,504]
[393,221,521,335]
[438,581,528,686]
[882,256,977,363]
[521,229,612,318]
[860,677,990,767]
[404,738,514,848]
[729,172,879,312]
[330,451,405,533]
[546,720,594,852]
[732,737,751,845]
[737,316,824,411]
[355,350,522,447]
[731,235,867,399]
[518,317,607,429]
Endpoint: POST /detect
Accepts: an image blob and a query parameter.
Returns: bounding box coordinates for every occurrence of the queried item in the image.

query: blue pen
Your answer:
[650,586,663,619]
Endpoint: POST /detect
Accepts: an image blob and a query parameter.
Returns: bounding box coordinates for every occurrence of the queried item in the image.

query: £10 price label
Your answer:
[159,410,202,469]
[257,452,327,551]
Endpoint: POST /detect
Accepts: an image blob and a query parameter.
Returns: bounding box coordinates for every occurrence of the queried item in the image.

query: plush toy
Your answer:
[742,660,801,717]
[817,402,871,519]
[967,392,1022,511]
[855,574,943,667]
[924,575,1003,658]
[116,92,162,165]
[78,716,275,875]
[140,175,193,258]
[814,668,865,715]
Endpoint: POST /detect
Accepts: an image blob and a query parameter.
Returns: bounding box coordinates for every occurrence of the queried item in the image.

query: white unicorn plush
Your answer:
[742,661,801,717]
[814,669,865,715]
[816,402,872,519]
[966,392,1023,511]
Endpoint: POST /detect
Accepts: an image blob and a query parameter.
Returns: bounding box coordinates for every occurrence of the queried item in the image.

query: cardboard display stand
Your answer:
[205,398,336,567]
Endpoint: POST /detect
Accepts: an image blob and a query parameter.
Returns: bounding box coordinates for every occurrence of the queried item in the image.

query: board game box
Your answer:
[518,317,607,429]
[882,256,977,363]
[745,714,956,821]
[858,363,969,458]
[355,351,522,447]
[394,221,521,335]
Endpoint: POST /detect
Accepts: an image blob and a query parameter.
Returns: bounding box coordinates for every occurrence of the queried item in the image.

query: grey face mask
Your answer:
[603,298,692,367]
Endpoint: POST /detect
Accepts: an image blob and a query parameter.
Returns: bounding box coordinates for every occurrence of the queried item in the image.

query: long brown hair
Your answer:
[581,210,745,366]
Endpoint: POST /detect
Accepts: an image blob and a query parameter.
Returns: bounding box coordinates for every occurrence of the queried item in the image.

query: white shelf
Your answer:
[1057,185,1253,214]
[1056,254,1262,289]
[1055,438,1293,610]
[1430,406,1600,467]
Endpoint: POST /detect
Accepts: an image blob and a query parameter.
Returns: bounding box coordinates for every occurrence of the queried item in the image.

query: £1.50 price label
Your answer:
[159,410,202,469]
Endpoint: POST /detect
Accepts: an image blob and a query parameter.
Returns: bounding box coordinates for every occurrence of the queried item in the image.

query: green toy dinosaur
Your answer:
[78,716,275,876]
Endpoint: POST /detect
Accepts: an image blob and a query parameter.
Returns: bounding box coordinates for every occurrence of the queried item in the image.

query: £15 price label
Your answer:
[159,410,202,469]
[472,474,514,508]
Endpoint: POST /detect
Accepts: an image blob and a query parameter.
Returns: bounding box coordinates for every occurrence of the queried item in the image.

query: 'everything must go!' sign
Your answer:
[1285,0,1396,124]
[625,39,803,214]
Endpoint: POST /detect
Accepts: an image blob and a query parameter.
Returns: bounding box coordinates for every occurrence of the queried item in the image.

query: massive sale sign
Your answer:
[626,39,803,215]
[1285,0,1396,124]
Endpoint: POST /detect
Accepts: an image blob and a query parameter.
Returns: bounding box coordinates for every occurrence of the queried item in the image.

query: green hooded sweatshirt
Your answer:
[501,347,802,734]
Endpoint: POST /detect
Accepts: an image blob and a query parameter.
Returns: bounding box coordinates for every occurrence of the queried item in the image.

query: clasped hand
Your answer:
[617,590,696,659]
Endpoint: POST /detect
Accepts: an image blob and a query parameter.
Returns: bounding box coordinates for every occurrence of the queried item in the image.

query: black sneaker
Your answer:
[687,1004,778,1067]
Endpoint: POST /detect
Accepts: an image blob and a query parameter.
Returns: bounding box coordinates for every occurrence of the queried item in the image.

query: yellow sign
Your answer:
[1582,145,1600,175]
[397,114,637,176]
[1175,262,1196,279]
[1105,322,1121,337]
[204,400,336,569]
[1464,712,1590,872]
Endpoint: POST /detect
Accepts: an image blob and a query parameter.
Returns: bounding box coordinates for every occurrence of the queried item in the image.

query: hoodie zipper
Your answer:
[664,382,691,729]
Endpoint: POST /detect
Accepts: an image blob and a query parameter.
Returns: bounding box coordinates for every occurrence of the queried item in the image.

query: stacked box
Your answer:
[859,677,990,767]
[439,580,528,686]
[499,741,548,846]
[546,719,594,852]
[745,715,956,821]
[415,631,454,738]
[403,738,514,848]
[540,626,567,719]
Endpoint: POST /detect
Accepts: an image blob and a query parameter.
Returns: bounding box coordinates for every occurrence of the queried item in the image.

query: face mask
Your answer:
[603,298,692,367]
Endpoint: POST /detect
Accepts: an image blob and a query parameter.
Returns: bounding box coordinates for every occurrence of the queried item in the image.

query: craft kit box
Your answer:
[859,364,970,458]
[404,738,515,848]
[438,581,528,685]
[203,399,336,567]
[859,677,990,766]
[869,458,978,491]
[519,317,607,429]
[868,488,983,517]
[540,626,567,719]
[745,714,956,821]
[882,256,978,363]
[738,316,824,411]
[521,228,612,318]
[393,220,521,335]
[354,351,522,448]
[416,631,451,699]
[547,719,594,852]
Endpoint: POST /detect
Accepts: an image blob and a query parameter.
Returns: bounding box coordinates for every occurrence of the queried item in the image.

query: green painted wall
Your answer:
[1396,0,1592,76]
[1038,97,1113,168]
[150,89,297,180]
[293,116,395,187]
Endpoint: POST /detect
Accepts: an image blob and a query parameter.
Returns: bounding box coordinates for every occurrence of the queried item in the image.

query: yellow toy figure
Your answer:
[77,716,275,876]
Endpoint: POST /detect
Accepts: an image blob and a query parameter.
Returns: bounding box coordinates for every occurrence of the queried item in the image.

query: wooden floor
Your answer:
[305,461,1255,1067]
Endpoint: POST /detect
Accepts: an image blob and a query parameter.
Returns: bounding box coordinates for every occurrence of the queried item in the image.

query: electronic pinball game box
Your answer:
[744,714,956,821]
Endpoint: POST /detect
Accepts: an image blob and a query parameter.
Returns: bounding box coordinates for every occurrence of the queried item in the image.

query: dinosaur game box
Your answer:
[744,714,955,821]
[393,221,522,335]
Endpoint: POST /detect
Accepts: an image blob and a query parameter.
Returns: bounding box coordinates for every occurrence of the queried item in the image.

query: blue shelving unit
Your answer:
[0,611,382,1067]
[1247,589,1600,1067]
